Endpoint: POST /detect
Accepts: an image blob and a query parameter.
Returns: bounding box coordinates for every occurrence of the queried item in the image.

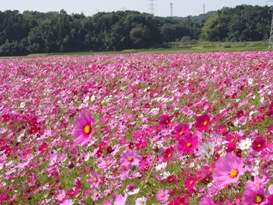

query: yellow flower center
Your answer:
[92,177,97,182]
[127,156,134,162]
[255,195,263,203]
[203,120,208,126]
[186,142,192,148]
[229,168,239,178]
[83,124,92,135]
[256,143,261,148]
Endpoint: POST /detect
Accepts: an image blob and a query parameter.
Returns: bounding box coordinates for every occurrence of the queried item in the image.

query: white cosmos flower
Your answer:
[19,102,26,108]
[161,171,171,179]
[253,159,260,176]
[125,185,140,196]
[90,95,96,102]
[199,142,214,159]
[238,138,252,150]
[248,78,254,85]
[149,108,160,115]
[268,184,273,194]
[155,162,167,172]
[83,96,90,104]
[135,197,147,205]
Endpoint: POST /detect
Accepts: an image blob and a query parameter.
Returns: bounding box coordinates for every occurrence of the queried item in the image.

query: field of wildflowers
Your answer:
[0,52,272,205]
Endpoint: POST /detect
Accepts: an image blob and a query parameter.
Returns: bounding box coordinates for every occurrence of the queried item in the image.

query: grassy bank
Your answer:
[24,41,271,57]
[122,41,270,53]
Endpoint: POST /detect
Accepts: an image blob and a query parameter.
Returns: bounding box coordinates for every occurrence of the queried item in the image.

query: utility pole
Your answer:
[269,7,273,49]
[170,2,174,17]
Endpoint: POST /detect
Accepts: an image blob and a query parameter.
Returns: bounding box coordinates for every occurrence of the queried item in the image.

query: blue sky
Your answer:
[1,0,270,17]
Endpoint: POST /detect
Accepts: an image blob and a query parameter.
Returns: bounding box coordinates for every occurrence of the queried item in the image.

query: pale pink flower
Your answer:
[212,153,244,191]
[114,194,127,205]
[156,189,169,203]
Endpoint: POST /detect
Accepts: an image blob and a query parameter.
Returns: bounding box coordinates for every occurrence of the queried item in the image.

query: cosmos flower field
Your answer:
[0,51,273,205]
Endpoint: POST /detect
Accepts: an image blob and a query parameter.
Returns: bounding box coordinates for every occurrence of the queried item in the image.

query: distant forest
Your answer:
[0,5,272,56]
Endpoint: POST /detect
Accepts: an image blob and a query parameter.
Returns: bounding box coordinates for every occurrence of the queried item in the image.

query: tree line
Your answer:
[0,5,272,56]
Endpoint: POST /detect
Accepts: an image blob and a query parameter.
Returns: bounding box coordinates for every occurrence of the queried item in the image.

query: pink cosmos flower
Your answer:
[195,114,210,131]
[197,165,213,184]
[56,190,66,202]
[60,199,73,205]
[177,133,198,155]
[125,184,139,195]
[101,200,112,205]
[242,177,268,205]
[173,123,190,140]
[120,150,141,169]
[225,134,238,144]
[156,189,169,203]
[114,194,127,205]
[0,192,8,203]
[199,197,217,205]
[133,130,148,150]
[224,198,241,205]
[267,195,273,205]
[87,171,102,189]
[225,134,239,152]
[225,142,236,152]
[72,110,95,146]
[38,142,48,153]
[212,153,244,191]
[139,155,152,172]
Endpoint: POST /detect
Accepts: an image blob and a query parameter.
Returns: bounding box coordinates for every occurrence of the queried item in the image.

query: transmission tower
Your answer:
[170,2,174,17]
[203,3,206,14]
[148,0,155,15]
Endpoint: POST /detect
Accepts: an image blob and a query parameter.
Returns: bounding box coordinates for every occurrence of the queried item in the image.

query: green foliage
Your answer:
[0,10,201,56]
[201,5,272,41]
[0,5,271,56]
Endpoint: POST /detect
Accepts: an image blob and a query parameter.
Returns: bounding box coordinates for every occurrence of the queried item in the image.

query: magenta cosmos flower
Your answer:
[195,114,210,131]
[159,114,172,127]
[162,147,174,162]
[184,175,199,193]
[72,110,95,146]
[168,195,188,205]
[173,123,190,140]
[177,133,198,155]
[212,153,244,190]
[243,177,268,205]
[252,136,267,152]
